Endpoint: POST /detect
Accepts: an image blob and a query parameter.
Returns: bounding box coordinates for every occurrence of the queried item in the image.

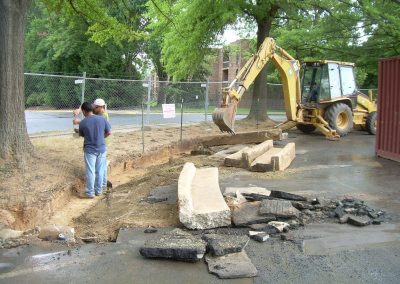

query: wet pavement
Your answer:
[1,129,400,283]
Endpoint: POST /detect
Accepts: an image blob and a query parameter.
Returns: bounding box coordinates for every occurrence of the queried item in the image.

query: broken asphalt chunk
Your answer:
[291,201,314,211]
[139,229,206,262]
[250,232,269,242]
[202,234,249,256]
[232,202,276,227]
[259,199,301,218]
[347,215,371,227]
[205,251,258,279]
[270,190,307,201]
[334,206,346,218]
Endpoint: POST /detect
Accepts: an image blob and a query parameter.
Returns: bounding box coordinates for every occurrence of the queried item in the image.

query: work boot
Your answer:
[79,193,95,199]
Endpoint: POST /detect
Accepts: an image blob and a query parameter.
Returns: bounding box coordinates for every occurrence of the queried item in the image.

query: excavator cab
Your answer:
[300,61,356,105]
[298,61,377,137]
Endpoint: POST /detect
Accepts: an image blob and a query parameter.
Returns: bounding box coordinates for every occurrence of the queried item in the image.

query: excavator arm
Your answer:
[213,37,300,133]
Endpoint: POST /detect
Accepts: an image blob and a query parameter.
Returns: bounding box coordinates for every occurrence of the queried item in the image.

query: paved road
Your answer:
[26,111,281,134]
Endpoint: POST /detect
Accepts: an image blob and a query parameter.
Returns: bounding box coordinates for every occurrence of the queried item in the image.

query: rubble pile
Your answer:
[140,228,258,279]
[139,187,391,279]
[330,197,390,226]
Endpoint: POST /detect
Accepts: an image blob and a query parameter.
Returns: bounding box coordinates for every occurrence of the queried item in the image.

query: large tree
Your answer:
[149,0,389,120]
[0,0,33,162]
[148,0,296,120]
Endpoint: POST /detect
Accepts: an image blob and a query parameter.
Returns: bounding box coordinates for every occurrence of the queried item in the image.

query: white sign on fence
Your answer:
[74,79,83,84]
[162,104,176,118]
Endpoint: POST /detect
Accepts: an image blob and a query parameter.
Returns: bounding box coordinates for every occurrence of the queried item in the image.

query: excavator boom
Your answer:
[212,38,300,133]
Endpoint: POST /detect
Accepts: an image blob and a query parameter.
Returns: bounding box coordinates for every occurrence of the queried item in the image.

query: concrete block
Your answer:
[224,147,250,167]
[205,251,258,279]
[209,145,249,161]
[242,140,273,168]
[250,148,282,172]
[250,143,296,172]
[259,199,300,218]
[178,163,231,230]
[139,229,206,262]
[271,142,296,171]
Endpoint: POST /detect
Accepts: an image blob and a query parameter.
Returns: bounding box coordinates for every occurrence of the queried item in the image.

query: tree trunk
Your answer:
[247,6,279,121]
[0,0,33,162]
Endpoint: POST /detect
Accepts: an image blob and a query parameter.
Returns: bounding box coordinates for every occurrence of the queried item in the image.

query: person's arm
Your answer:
[104,119,111,137]
[73,108,81,125]
[79,121,84,137]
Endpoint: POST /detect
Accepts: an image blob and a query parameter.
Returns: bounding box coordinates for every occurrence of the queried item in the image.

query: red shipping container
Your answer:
[376,57,400,162]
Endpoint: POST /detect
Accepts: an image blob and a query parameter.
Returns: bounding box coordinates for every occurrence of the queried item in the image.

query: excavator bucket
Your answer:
[212,100,238,134]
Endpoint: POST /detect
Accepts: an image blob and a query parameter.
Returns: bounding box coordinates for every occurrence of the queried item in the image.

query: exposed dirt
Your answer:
[0,119,276,233]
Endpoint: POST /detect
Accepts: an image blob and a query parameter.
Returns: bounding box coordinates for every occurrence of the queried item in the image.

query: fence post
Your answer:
[79,71,86,120]
[146,76,152,125]
[205,80,209,121]
[81,71,86,104]
[141,102,145,153]
[180,98,183,145]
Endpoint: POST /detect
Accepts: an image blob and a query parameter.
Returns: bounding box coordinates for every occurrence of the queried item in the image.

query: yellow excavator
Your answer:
[212,37,377,140]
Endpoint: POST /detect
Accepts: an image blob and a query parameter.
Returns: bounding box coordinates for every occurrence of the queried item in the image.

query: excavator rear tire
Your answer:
[325,102,353,136]
[296,124,316,133]
[366,111,377,135]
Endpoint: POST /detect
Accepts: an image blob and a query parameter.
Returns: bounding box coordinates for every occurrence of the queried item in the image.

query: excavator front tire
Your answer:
[366,111,377,135]
[325,102,353,136]
[296,124,316,134]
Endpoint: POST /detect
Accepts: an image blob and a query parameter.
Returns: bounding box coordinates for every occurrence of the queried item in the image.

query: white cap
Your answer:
[93,98,106,107]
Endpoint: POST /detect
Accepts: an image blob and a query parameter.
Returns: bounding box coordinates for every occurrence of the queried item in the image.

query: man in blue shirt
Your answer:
[78,102,111,198]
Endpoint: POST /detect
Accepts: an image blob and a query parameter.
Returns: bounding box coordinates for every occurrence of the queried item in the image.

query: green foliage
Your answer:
[25,1,145,78]
[148,0,240,80]
[26,92,51,107]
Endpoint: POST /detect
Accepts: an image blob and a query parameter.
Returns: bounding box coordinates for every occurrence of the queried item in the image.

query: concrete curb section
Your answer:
[178,163,231,229]
[251,142,296,172]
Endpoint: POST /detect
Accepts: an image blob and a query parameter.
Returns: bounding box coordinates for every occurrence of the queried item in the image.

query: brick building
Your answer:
[207,39,251,105]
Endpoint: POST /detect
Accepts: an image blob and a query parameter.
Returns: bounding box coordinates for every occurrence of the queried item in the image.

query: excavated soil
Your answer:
[0,119,276,234]
[73,152,292,242]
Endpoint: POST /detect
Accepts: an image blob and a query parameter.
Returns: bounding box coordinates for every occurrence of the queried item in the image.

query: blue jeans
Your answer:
[102,152,108,189]
[84,151,106,196]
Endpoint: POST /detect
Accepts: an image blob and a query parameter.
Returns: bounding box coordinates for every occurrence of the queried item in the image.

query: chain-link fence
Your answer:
[24,72,377,135]
[24,73,288,135]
